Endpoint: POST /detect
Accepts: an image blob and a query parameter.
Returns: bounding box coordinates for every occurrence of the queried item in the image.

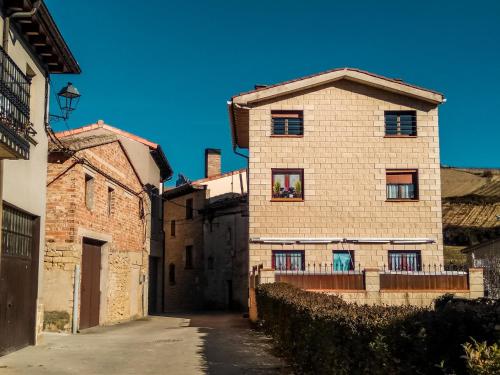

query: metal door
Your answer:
[0,204,39,356]
[79,240,101,330]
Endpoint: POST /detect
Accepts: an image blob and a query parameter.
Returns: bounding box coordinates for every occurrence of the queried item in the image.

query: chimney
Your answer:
[205,148,221,178]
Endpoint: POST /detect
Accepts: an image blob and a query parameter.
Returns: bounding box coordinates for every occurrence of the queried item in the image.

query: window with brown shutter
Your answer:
[271,111,303,136]
[386,170,418,200]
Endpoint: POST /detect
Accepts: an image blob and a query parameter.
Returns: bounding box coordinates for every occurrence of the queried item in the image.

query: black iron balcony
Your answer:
[0,45,34,160]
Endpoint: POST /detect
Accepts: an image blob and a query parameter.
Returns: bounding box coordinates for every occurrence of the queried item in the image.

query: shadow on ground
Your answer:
[184,312,290,374]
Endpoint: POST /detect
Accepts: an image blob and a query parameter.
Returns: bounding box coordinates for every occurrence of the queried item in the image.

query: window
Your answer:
[171,220,176,237]
[386,170,418,200]
[272,251,305,271]
[2,205,35,258]
[186,198,193,219]
[107,187,114,216]
[272,169,304,200]
[169,263,176,285]
[185,246,193,269]
[85,174,94,210]
[388,251,421,271]
[271,111,303,136]
[385,111,417,136]
[333,251,355,271]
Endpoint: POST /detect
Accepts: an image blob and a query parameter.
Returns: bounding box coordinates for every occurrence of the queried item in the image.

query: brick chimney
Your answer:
[205,148,221,178]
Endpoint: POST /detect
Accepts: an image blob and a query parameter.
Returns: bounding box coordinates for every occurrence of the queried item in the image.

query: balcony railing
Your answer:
[273,264,470,291]
[0,45,33,159]
[274,264,365,290]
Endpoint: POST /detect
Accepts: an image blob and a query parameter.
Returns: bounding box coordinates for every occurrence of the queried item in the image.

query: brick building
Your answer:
[43,121,171,331]
[229,68,486,307]
[163,149,248,311]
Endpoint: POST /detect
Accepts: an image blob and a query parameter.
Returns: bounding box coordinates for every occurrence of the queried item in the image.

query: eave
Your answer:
[229,67,445,149]
[3,0,80,74]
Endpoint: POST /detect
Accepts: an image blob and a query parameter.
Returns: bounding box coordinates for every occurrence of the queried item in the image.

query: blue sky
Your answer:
[47,0,500,182]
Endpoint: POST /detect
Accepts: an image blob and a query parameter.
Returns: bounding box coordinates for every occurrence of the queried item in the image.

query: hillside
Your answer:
[441,167,500,264]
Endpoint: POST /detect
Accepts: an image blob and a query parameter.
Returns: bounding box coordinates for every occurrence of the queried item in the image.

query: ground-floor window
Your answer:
[272,250,305,271]
[388,250,421,271]
[333,250,355,271]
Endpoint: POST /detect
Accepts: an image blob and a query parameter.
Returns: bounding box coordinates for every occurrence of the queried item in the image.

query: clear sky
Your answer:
[46,0,500,182]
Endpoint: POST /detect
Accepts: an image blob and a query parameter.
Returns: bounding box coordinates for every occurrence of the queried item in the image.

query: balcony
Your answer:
[0,45,34,160]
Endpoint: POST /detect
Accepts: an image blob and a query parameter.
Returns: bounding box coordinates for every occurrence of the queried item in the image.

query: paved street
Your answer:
[0,313,287,375]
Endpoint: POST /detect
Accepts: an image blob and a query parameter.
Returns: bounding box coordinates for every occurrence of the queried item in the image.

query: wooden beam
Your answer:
[28,34,48,47]
[21,23,40,36]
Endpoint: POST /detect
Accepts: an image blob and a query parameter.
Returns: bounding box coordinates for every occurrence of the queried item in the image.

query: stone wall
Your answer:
[44,141,149,331]
[247,79,443,270]
[163,189,206,311]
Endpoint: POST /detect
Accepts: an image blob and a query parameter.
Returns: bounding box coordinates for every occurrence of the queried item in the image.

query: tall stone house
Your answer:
[0,0,79,355]
[163,149,248,310]
[228,67,446,284]
[43,121,172,331]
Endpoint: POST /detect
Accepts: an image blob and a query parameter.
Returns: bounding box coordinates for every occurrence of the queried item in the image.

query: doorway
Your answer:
[0,204,39,356]
[80,239,102,330]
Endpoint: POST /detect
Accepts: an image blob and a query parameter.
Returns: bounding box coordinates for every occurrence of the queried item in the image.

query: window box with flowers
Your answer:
[271,169,304,201]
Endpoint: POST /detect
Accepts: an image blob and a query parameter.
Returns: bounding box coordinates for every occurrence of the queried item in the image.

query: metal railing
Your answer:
[274,263,364,290]
[271,117,303,136]
[0,45,33,143]
[384,112,417,136]
[380,263,469,291]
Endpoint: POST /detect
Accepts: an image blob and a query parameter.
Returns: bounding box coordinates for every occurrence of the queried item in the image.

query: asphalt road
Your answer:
[0,313,288,375]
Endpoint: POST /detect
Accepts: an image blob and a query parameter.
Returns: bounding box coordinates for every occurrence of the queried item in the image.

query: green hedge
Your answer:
[256,283,500,375]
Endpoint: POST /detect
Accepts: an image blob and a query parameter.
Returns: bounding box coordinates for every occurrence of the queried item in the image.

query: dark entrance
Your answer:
[148,256,159,314]
[0,204,40,356]
[80,239,101,330]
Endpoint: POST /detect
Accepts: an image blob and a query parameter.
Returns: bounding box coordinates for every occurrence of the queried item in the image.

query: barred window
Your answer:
[272,250,305,271]
[388,251,421,271]
[271,111,303,136]
[1,205,35,258]
[385,111,417,136]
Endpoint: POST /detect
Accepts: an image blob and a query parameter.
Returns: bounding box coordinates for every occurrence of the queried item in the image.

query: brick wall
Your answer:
[44,141,149,330]
[247,80,443,270]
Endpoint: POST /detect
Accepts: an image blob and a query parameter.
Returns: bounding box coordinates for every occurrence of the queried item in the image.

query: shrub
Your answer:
[256,283,500,375]
[463,339,500,375]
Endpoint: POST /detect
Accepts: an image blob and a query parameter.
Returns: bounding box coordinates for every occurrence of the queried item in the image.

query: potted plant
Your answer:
[294,180,302,197]
[273,181,281,197]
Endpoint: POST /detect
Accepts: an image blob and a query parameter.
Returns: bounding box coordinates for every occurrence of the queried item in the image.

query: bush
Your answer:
[256,283,500,375]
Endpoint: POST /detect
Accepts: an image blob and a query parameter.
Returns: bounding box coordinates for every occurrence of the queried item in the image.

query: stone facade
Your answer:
[236,77,444,271]
[163,151,248,311]
[44,139,154,331]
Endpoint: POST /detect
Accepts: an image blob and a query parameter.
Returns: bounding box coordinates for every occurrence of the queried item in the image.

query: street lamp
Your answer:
[50,82,81,121]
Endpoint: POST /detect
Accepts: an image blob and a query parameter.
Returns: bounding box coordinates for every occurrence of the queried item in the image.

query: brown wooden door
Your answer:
[0,205,39,356]
[80,240,101,330]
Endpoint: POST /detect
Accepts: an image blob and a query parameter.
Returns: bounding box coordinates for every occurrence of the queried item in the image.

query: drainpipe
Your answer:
[3,1,42,52]
[227,101,249,193]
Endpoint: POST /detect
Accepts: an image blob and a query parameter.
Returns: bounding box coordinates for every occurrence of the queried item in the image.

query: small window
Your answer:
[207,256,214,270]
[186,198,193,219]
[386,170,418,200]
[388,251,421,271]
[185,246,193,269]
[385,111,416,136]
[169,263,176,285]
[333,251,355,271]
[171,220,176,237]
[272,251,305,271]
[85,174,94,210]
[271,111,303,136]
[272,169,304,200]
[107,187,114,216]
